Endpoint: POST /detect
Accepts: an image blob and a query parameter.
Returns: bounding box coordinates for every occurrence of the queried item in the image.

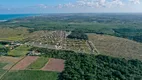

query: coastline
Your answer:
[0,14,39,22]
[0,20,7,22]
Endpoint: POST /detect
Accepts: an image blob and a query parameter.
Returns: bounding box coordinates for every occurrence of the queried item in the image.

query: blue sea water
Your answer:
[0,14,37,21]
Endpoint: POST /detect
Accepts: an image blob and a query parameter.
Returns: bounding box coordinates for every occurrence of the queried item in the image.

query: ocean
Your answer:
[0,14,37,21]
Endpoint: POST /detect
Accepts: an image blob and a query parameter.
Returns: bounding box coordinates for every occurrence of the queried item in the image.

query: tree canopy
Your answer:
[67,30,88,40]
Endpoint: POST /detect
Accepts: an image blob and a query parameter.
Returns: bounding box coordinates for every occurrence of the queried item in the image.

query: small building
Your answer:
[27,51,41,56]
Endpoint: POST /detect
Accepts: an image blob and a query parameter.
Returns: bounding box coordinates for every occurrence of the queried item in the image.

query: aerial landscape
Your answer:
[0,0,142,80]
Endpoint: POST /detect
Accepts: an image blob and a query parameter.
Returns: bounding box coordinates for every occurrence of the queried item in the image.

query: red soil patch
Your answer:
[11,56,39,70]
[42,58,65,72]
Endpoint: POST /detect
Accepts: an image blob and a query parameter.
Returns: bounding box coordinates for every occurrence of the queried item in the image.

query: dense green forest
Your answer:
[67,30,88,40]
[0,42,10,55]
[113,28,142,42]
[31,47,142,80]
[0,41,11,45]
[0,47,9,55]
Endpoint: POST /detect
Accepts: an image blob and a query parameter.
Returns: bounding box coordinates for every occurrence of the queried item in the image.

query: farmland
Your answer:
[8,45,31,57]
[42,58,65,72]
[0,56,22,70]
[11,56,39,70]
[0,55,64,80]
[0,56,23,79]
[1,70,58,80]
[28,57,48,69]
[0,56,63,80]
[0,63,7,76]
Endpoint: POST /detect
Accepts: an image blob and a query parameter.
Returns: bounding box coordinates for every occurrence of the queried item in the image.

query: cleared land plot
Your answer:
[25,31,66,45]
[0,56,22,70]
[11,56,39,70]
[8,45,31,56]
[88,34,142,60]
[2,70,58,80]
[25,30,90,53]
[42,58,65,72]
[65,39,90,53]
[28,57,49,69]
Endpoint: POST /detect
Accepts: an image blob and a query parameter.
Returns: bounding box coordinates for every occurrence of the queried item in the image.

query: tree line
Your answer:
[67,29,88,40]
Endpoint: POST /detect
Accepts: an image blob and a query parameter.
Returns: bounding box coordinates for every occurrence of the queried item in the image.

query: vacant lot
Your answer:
[2,70,58,80]
[8,45,31,56]
[42,58,65,72]
[88,34,142,60]
[11,56,39,70]
[28,57,48,69]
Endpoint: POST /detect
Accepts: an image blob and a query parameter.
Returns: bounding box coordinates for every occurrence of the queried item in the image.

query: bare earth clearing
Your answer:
[42,58,65,72]
[11,56,39,70]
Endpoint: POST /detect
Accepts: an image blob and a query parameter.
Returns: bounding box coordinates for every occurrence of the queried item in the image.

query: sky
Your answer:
[0,0,142,14]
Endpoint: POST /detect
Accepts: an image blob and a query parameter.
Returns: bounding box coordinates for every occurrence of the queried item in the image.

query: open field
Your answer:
[88,34,142,60]
[11,56,39,70]
[42,58,65,72]
[1,70,58,80]
[8,45,31,56]
[28,57,48,69]
[0,27,29,41]
[0,44,3,48]
[0,56,23,70]
[0,63,7,76]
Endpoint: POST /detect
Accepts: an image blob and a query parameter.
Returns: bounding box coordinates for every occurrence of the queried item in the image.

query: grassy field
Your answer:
[8,45,31,56]
[0,27,29,41]
[88,33,142,61]
[0,63,7,76]
[1,70,58,80]
[0,44,3,48]
[28,57,49,69]
[0,36,25,41]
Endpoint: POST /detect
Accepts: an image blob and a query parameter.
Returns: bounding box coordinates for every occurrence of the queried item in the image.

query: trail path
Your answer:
[86,40,100,54]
